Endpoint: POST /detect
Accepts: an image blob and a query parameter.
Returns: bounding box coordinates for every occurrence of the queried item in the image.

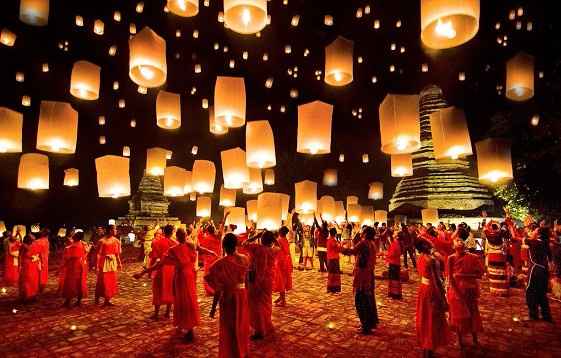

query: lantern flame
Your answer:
[139,66,155,80]
[482,170,508,184]
[333,71,342,82]
[241,8,251,26]
[394,166,408,177]
[435,18,456,39]
[395,136,409,152]
[446,145,466,160]
[28,178,45,190]
[177,0,187,11]
[49,138,64,152]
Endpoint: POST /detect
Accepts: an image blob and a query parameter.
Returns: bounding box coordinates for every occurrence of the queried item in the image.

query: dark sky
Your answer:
[0,0,553,226]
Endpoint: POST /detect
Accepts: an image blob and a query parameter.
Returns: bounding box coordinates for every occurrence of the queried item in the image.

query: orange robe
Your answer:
[60,241,88,299]
[200,233,221,296]
[272,236,292,292]
[205,254,250,358]
[95,237,121,299]
[3,240,21,287]
[19,243,41,300]
[150,236,177,305]
[35,237,50,288]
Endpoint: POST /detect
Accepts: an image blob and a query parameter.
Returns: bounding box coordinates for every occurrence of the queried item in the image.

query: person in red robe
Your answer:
[60,231,89,307]
[34,229,50,292]
[326,227,342,293]
[205,233,250,358]
[386,231,402,299]
[415,238,450,357]
[242,230,279,340]
[148,224,178,319]
[95,225,122,306]
[447,238,484,349]
[272,226,293,306]
[3,234,21,287]
[199,223,223,296]
[19,234,41,302]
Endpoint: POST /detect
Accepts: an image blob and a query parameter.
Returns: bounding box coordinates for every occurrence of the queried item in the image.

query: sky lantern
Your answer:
[421,208,439,226]
[146,147,168,176]
[164,166,187,197]
[279,193,290,221]
[257,192,282,230]
[295,180,317,214]
[1,28,17,46]
[18,153,49,190]
[221,147,249,189]
[224,0,267,35]
[129,27,167,88]
[196,196,211,217]
[70,61,101,100]
[183,170,192,193]
[225,207,246,234]
[324,36,353,86]
[36,101,78,154]
[246,199,258,221]
[379,94,420,154]
[391,154,413,177]
[264,169,275,185]
[63,168,79,187]
[420,0,480,49]
[220,185,236,207]
[156,90,181,129]
[0,107,23,153]
[361,206,374,226]
[246,120,276,168]
[368,182,383,200]
[19,0,49,26]
[318,195,335,221]
[243,168,263,195]
[347,204,362,223]
[297,100,333,155]
[192,159,216,193]
[506,52,534,101]
[430,106,473,160]
[323,169,337,186]
[346,195,359,211]
[214,76,246,128]
[209,106,228,135]
[475,138,513,184]
[374,210,387,224]
[300,213,314,226]
[168,0,199,17]
[334,201,346,223]
[95,155,130,198]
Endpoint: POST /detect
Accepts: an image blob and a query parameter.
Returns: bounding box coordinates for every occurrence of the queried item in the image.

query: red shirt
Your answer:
[326,236,341,260]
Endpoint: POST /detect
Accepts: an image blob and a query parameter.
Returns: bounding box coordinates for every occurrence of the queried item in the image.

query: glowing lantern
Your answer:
[196,196,211,217]
[19,0,49,26]
[361,206,374,226]
[264,169,275,185]
[168,0,199,17]
[123,146,131,157]
[420,0,480,49]
[0,107,23,153]
[70,61,101,100]
[183,170,192,193]
[224,0,267,34]
[225,207,246,234]
[374,210,387,224]
[243,168,263,195]
[246,199,258,221]
[379,94,420,154]
[129,27,167,88]
[346,195,359,210]
[300,213,314,226]
[95,155,130,198]
[189,192,196,201]
[18,153,49,190]
[324,36,353,86]
[257,192,282,230]
[246,120,276,168]
[506,52,534,102]
[221,147,249,189]
[297,101,333,154]
[1,28,17,46]
[475,138,513,184]
[429,106,472,160]
[164,166,187,196]
[0,221,6,234]
[156,90,181,129]
[220,186,236,207]
[279,193,290,221]
[347,204,362,223]
[295,180,317,214]
[63,168,79,187]
[209,106,228,135]
[36,101,78,154]
[323,169,337,186]
[391,154,413,177]
[318,195,335,221]
[368,182,383,200]
[214,76,246,128]
[192,160,216,193]
[93,20,104,35]
[334,201,346,223]
[421,208,439,226]
[146,147,167,176]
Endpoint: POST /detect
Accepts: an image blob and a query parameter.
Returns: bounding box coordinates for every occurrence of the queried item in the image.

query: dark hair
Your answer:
[106,224,116,235]
[72,231,84,242]
[23,234,35,245]
[458,227,470,241]
[279,226,289,236]
[362,226,375,241]
[415,238,432,254]
[223,233,238,254]
[427,227,437,237]
[329,227,337,237]
[163,224,174,237]
[449,223,457,231]
[261,231,275,246]
[39,228,50,238]
[207,225,215,234]
[176,228,187,243]
[538,227,550,242]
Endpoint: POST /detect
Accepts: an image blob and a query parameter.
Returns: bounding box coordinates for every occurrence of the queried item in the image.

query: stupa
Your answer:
[389,85,495,218]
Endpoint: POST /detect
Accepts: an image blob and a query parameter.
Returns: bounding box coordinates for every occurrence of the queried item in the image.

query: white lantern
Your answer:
[0,107,23,153]
[361,206,375,226]
[379,94,420,154]
[347,204,362,223]
[225,207,246,234]
[192,160,216,193]
[374,210,388,225]
[257,192,282,230]
[421,208,439,226]
[297,100,333,154]
[506,52,534,102]
[243,168,263,195]
[19,0,49,26]
[246,199,258,221]
[224,0,267,34]
[146,147,168,176]
[429,106,473,159]
[323,169,338,186]
[214,76,246,128]
[318,195,335,221]
[95,155,130,198]
[18,153,49,190]
[168,0,199,17]
[346,195,359,211]
[295,180,317,214]
[63,168,79,187]
[368,182,383,200]
[164,166,187,196]
[156,90,181,129]
[221,147,249,189]
[36,101,78,154]
[246,120,276,168]
[184,170,193,193]
[324,36,354,86]
[264,169,275,185]
[220,185,236,207]
[196,196,211,217]
[70,61,101,100]
[475,138,513,184]
[129,27,167,87]
[334,201,346,223]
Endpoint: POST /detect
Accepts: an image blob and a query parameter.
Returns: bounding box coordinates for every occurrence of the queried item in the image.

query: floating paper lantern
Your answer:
[368,182,383,200]
[189,192,196,201]
[196,196,211,217]
[347,204,362,223]
[374,210,387,224]
[324,36,353,86]
[361,206,375,226]
[63,168,79,187]
[168,0,199,17]
[0,221,6,234]
[430,107,472,160]
[1,28,17,46]
[19,0,49,26]
[209,106,228,135]
[123,146,131,157]
[214,76,246,128]
[420,0,480,49]
[334,201,346,223]
[391,154,413,177]
[475,138,513,184]
[246,120,276,168]
[93,19,104,35]
[323,169,337,186]
[243,168,263,194]
[257,192,282,230]
[18,153,49,190]
[164,166,187,196]
[346,195,359,211]
[221,147,249,189]
[0,107,23,153]
[300,213,314,226]
[295,180,317,214]
[279,193,290,221]
[421,208,439,226]
[318,195,335,221]
[224,0,267,34]
[70,61,101,100]
[129,27,167,87]
[192,160,216,193]
[264,169,275,185]
[220,186,236,207]
[36,101,78,154]
[183,170,192,193]
[506,52,534,102]
[95,155,130,198]
[156,90,181,129]
[379,94,420,154]
[297,101,333,154]
[246,199,258,221]
[146,147,168,176]
[225,207,246,234]
[362,154,369,163]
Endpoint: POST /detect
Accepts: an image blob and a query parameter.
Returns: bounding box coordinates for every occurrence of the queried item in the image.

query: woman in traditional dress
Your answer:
[60,231,89,307]
[273,226,292,306]
[386,231,402,299]
[19,234,41,302]
[326,227,342,293]
[95,225,122,306]
[3,233,21,287]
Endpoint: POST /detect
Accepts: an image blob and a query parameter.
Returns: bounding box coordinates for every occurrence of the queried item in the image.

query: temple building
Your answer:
[389,85,495,218]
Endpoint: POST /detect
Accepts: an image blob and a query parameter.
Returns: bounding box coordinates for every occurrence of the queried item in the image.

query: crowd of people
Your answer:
[1,210,561,358]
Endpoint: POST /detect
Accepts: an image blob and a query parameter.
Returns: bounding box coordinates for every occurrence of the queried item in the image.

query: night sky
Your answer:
[0,0,556,226]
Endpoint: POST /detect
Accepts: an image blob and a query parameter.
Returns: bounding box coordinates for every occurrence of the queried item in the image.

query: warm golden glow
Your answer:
[164,166,188,197]
[420,0,479,49]
[429,106,472,160]
[0,107,23,153]
[156,90,181,129]
[379,94,420,154]
[246,120,276,168]
[168,0,199,17]
[224,0,267,34]
[18,153,49,190]
[257,193,282,230]
[391,154,413,177]
[19,0,49,26]
[63,168,79,187]
[95,155,130,198]
[475,138,513,185]
[297,101,333,155]
[129,27,167,87]
[221,147,249,189]
[36,101,78,154]
[506,52,534,102]
[146,147,168,176]
[196,196,211,217]
[70,61,101,100]
[214,76,246,128]
[324,36,353,86]
[295,180,317,214]
[192,160,216,193]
